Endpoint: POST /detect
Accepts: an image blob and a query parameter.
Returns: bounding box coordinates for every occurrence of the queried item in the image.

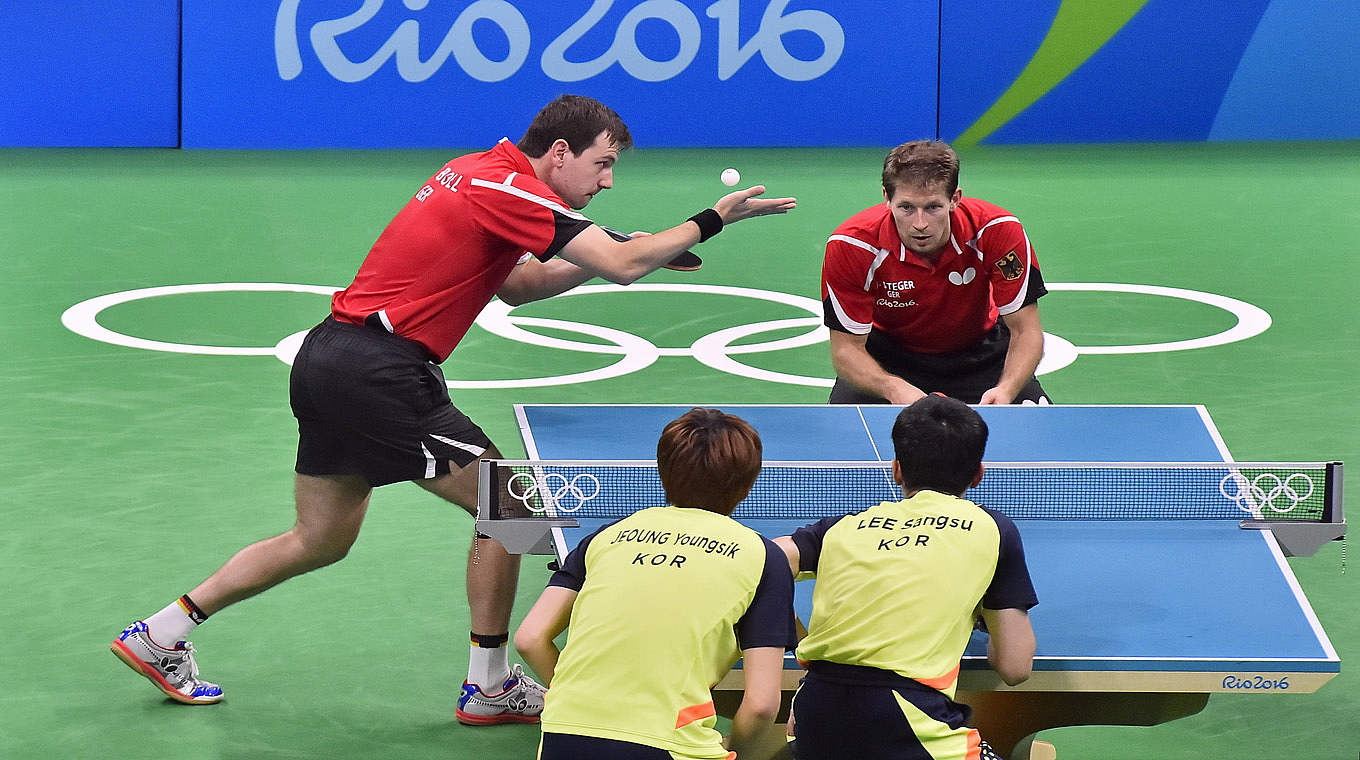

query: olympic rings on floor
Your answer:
[60,282,1272,390]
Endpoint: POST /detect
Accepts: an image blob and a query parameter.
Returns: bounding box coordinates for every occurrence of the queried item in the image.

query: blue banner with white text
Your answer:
[4,0,1357,147]
[181,0,939,148]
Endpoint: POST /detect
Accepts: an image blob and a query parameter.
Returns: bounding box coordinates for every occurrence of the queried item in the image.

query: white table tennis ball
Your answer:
[720,167,741,186]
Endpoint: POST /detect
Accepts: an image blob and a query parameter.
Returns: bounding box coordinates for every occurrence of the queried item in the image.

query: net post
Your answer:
[476,458,495,521]
[474,459,579,555]
[1242,461,1346,556]
[1324,461,1344,525]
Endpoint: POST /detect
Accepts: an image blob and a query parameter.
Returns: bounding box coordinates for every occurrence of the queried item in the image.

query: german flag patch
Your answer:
[995,251,1024,281]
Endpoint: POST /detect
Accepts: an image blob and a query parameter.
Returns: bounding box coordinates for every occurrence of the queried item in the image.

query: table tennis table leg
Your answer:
[958,689,1211,759]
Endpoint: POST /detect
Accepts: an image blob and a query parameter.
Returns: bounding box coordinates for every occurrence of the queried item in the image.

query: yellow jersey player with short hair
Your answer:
[516,408,797,759]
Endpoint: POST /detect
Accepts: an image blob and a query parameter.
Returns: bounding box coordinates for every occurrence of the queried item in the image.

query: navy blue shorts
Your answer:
[790,662,1003,760]
[290,318,492,487]
[539,732,704,760]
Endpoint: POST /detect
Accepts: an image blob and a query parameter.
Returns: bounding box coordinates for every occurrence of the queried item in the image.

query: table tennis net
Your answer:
[480,460,1341,522]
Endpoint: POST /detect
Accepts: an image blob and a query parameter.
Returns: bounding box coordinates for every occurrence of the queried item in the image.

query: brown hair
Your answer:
[517,94,633,158]
[656,408,762,515]
[882,140,959,199]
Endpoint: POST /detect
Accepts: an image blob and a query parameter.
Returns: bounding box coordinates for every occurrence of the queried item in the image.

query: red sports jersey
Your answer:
[331,139,592,362]
[821,197,1042,354]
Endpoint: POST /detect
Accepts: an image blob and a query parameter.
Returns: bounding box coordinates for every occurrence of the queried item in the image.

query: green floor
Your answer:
[3,142,1357,759]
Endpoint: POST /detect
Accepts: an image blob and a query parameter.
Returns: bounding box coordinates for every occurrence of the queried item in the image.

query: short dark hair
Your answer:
[882,140,960,199]
[891,396,987,496]
[517,94,633,158]
[656,408,762,515]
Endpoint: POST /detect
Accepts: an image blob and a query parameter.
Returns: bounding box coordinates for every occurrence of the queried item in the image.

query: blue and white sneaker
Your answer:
[111,621,224,704]
[456,664,546,725]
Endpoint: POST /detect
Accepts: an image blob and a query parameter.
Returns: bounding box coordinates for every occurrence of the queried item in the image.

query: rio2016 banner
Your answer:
[182,0,940,148]
[5,0,1356,147]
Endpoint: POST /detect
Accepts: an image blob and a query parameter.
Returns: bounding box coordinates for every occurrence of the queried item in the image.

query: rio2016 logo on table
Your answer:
[274,0,845,83]
[1221,675,1290,691]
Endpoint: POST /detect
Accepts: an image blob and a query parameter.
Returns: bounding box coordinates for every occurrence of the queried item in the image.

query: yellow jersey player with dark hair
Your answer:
[516,408,797,759]
[776,396,1037,760]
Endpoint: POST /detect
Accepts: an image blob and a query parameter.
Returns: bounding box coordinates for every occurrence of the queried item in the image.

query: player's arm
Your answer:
[512,586,578,685]
[557,186,795,285]
[499,227,687,305]
[726,646,784,756]
[772,536,800,576]
[979,607,1035,685]
[729,539,802,754]
[777,516,842,580]
[829,330,926,405]
[979,303,1044,404]
[822,236,924,404]
[497,256,594,306]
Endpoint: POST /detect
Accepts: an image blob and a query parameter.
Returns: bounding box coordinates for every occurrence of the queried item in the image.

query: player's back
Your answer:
[542,506,772,755]
[795,490,1010,697]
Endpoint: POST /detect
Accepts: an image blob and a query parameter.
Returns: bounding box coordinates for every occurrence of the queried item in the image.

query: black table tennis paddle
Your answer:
[601,225,702,271]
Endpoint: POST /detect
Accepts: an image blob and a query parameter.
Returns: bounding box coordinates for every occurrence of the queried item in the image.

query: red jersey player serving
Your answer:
[109,95,795,725]
[822,140,1050,405]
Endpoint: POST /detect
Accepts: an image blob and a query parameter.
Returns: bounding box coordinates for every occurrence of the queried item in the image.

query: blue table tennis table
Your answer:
[510,404,1341,758]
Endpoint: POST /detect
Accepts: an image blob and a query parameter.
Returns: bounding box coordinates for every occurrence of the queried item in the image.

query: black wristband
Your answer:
[687,208,723,243]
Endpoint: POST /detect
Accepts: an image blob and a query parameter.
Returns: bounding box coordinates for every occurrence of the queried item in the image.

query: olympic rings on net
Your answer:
[1218,472,1315,515]
[506,472,601,513]
[59,281,1273,390]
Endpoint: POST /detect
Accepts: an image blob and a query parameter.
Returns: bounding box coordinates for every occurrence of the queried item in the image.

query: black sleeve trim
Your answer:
[979,509,1039,611]
[1021,265,1047,308]
[545,521,615,591]
[735,538,800,651]
[540,212,594,261]
[823,296,854,334]
[790,515,844,572]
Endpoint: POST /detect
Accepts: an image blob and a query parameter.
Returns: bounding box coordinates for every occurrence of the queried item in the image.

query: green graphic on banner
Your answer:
[955,0,1149,146]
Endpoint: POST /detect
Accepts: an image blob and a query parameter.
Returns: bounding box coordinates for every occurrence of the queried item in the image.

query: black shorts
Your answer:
[290,318,493,487]
[790,662,1002,760]
[539,732,694,760]
[828,322,1048,405]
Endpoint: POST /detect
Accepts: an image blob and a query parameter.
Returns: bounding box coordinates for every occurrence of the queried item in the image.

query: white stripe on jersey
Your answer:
[469,177,590,222]
[825,285,872,334]
[974,215,1020,237]
[996,228,1034,316]
[828,234,891,291]
[960,215,1032,315]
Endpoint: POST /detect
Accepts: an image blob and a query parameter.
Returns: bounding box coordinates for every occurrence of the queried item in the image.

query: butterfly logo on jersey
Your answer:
[948,267,976,285]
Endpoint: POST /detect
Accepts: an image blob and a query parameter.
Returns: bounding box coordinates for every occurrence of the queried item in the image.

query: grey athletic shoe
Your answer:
[111,621,224,704]
[456,664,546,725]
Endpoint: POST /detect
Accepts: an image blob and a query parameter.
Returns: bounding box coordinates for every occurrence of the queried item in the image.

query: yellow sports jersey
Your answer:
[792,490,1035,698]
[541,506,796,758]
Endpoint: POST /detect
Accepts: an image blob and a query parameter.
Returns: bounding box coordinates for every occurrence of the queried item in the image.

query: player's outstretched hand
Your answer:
[713,186,797,224]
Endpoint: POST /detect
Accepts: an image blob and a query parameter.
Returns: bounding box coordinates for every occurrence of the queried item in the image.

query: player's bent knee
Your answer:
[293,534,357,569]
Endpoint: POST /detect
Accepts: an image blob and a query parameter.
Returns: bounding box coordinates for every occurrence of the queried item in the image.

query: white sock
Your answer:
[468,642,510,690]
[144,597,202,646]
